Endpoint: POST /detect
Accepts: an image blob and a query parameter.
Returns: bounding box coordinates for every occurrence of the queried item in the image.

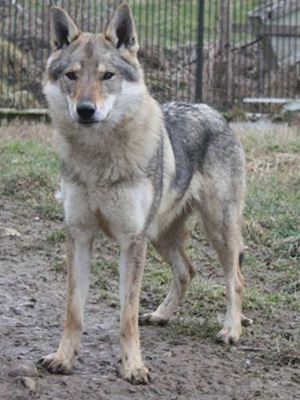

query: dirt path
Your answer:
[0,197,299,400]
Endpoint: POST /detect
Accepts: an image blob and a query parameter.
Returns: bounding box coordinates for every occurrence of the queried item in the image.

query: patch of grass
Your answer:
[37,203,63,221]
[0,138,61,220]
[236,125,300,330]
[166,317,220,342]
[91,237,120,306]
[132,0,261,46]
[240,125,300,156]
[245,176,299,244]
[143,248,171,298]
[275,332,300,368]
[238,126,300,260]
[225,106,248,122]
[133,1,198,47]
[260,331,300,369]
[184,278,225,317]
[0,139,59,195]
[47,229,66,244]
[244,287,299,315]
[5,0,261,51]
[50,256,66,274]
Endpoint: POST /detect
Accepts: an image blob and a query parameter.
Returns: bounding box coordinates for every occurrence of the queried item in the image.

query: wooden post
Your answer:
[195,0,205,103]
[213,0,232,109]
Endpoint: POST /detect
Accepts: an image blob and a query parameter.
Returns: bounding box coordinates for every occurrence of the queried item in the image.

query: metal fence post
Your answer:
[195,0,205,103]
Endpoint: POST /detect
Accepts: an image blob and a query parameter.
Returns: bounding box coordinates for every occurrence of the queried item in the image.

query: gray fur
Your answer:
[110,51,139,82]
[60,160,83,187]
[162,101,244,198]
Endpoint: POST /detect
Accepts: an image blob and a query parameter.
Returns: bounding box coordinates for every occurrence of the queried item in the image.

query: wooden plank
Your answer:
[259,25,300,37]
[243,97,294,104]
[283,101,300,112]
[0,108,50,121]
[0,108,49,115]
[232,24,300,37]
[249,1,300,21]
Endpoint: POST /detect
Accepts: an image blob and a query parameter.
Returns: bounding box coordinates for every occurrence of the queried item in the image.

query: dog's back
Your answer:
[163,100,246,223]
[163,102,245,191]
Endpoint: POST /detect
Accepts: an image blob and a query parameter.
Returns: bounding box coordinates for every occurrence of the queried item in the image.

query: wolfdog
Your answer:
[40,3,251,384]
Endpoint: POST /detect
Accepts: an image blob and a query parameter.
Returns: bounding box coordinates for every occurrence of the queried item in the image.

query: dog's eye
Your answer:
[102,72,115,80]
[65,72,77,81]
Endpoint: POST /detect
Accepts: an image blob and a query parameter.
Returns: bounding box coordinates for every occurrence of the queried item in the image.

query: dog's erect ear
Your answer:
[105,3,139,54]
[50,6,80,50]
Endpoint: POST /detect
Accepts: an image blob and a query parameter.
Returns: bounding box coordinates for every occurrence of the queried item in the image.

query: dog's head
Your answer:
[44,3,145,127]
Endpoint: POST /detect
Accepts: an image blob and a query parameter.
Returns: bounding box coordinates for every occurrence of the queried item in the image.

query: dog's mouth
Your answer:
[77,119,100,126]
[76,114,111,126]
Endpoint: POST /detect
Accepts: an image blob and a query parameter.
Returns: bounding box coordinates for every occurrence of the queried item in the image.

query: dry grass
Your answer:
[0,120,54,146]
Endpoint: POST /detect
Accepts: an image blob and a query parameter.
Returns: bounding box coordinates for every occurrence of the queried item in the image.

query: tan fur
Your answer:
[95,209,113,239]
[119,236,149,382]
[41,229,93,373]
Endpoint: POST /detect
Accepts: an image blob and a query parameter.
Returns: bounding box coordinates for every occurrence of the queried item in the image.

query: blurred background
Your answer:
[0,0,300,113]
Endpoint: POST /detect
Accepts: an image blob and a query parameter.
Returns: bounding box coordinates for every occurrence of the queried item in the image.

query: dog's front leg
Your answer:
[119,235,149,384]
[40,227,93,373]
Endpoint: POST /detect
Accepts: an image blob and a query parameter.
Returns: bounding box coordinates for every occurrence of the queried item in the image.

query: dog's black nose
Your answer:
[77,101,96,120]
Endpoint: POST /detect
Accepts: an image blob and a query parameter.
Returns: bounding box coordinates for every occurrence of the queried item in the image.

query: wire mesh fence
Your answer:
[1,0,300,112]
[203,0,300,113]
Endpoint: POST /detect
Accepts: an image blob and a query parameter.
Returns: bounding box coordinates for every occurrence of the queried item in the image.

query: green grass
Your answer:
[132,0,261,46]
[51,256,66,274]
[47,229,66,244]
[0,139,59,196]
[91,242,120,307]
[239,126,300,319]
[0,138,62,219]
[243,127,300,252]
[17,0,261,48]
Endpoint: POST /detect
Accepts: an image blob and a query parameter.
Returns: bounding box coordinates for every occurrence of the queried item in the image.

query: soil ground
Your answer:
[0,121,299,399]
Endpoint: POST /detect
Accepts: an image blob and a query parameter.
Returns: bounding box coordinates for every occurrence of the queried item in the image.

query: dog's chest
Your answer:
[61,134,203,241]
[71,176,155,240]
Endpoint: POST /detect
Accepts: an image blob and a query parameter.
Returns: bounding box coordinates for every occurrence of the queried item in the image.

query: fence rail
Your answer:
[1,0,300,113]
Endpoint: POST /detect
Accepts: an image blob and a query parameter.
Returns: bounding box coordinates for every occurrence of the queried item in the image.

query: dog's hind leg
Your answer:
[140,216,196,326]
[198,187,245,344]
[39,227,94,373]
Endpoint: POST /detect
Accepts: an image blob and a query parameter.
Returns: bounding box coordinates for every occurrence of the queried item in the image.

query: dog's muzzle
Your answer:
[76,101,97,124]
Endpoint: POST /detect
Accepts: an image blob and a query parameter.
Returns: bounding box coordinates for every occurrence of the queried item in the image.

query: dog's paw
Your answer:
[38,352,74,374]
[216,325,242,345]
[139,312,168,326]
[119,362,150,384]
[241,314,253,327]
